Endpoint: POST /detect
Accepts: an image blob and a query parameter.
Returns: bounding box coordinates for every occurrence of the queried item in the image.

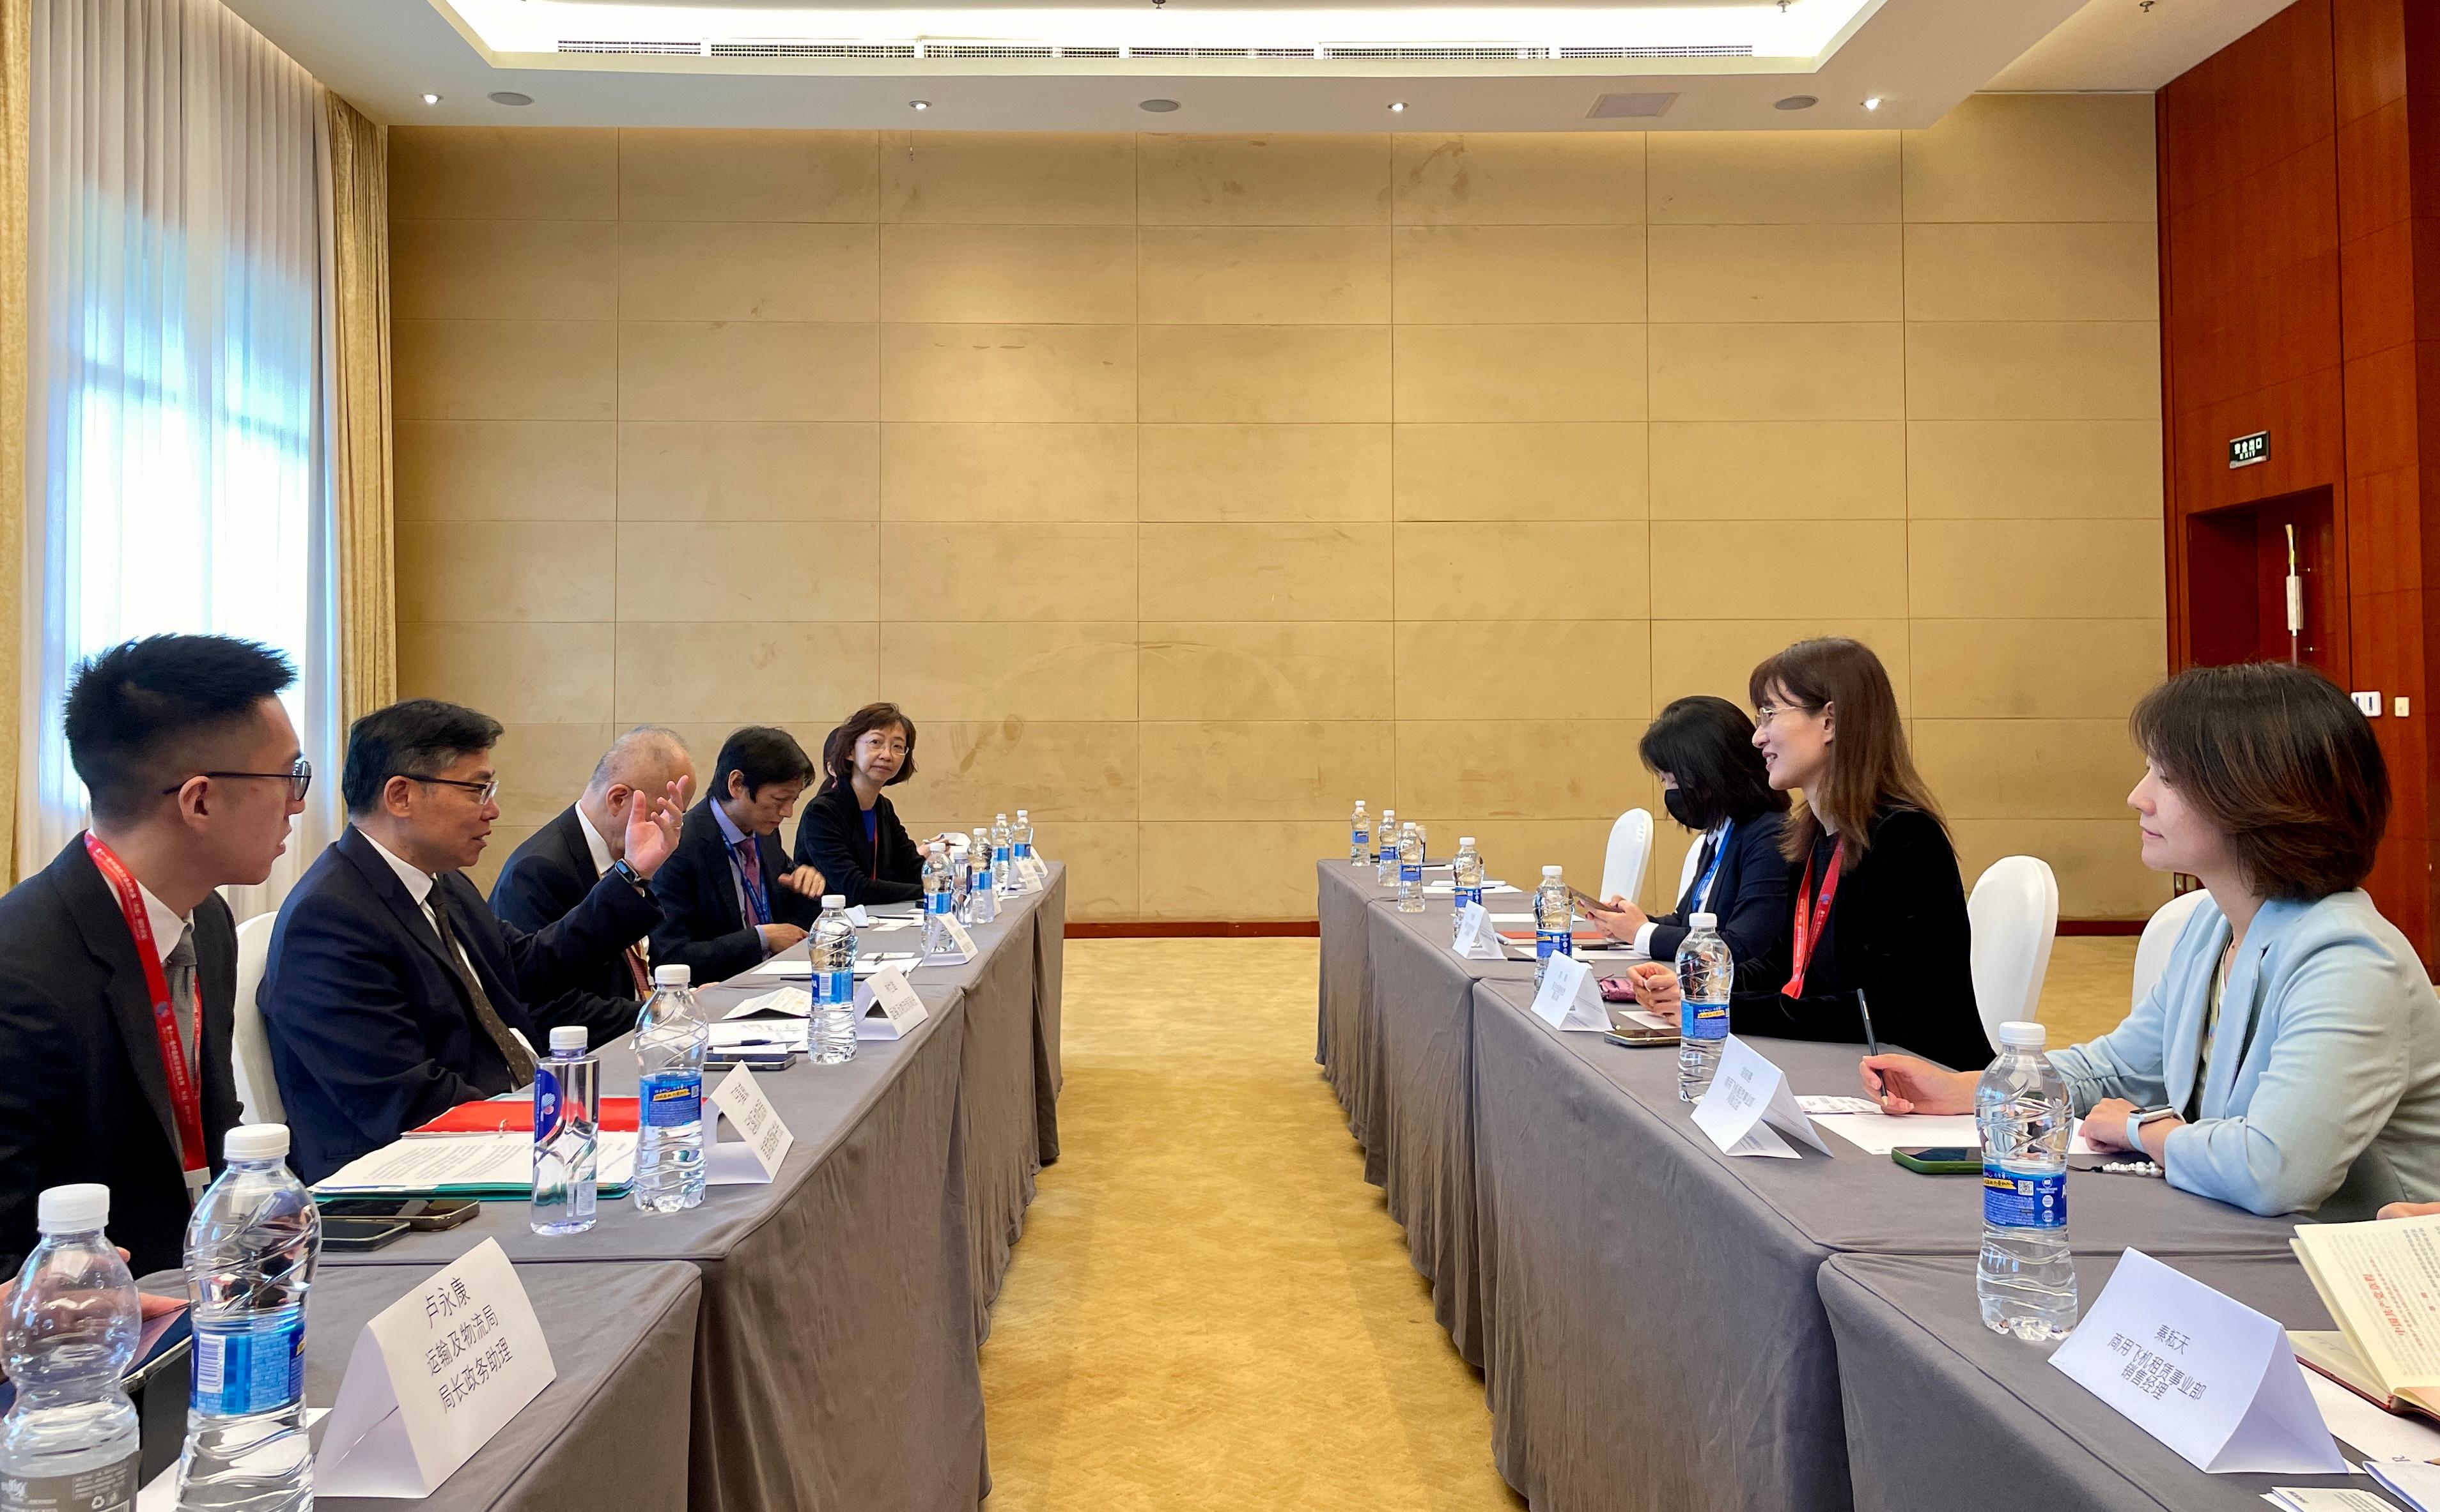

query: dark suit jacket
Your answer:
[1644,810,1792,996]
[0,837,242,1275]
[793,782,922,906]
[260,825,662,1181]
[488,805,652,1045]
[648,799,819,987]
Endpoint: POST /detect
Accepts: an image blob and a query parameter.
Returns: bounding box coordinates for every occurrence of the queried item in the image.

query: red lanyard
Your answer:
[1782,841,1846,999]
[84,834,210,1198]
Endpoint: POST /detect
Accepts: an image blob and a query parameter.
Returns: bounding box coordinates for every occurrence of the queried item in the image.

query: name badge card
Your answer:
[1449,902,1505,961]
[706,1063,794,1185]
[845,905,873,927]
[928,915,977,964]
[1525,953,1608,1032]
[316,1238,556,1498]
[1020,856,1048,888]
[860,964,930,1041]
[1690,1037,1832,1159]
[2050,1247,2343,1476]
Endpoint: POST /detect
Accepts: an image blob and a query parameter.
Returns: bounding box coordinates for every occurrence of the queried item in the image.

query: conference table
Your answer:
[320,867,1067,1512]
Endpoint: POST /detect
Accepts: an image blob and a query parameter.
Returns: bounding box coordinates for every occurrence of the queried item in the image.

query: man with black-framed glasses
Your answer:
[260,698,688,1180]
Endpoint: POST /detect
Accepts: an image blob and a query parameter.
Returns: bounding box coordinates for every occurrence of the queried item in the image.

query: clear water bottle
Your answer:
[633,964,707,1215]
[922,842,957,953]
[179,1125,318,1512]
[1976,1019,2078,1341]
[1012,809,1036,883]
[988,814,1012,895]
[810,894,859,1065]
[1374,808,1399,884]
[1450,837,1484,943]
[963,829,998,925]
[1533,865,1573,984]
[1674,912,1733,1102]
[1395,823,1426,913]
[531,1026,599,1236]
[1,1185,141,1511]
[1349,800,1369,865]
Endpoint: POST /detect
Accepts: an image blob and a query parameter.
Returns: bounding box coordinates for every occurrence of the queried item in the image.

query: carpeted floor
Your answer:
[975,934,2142,1509]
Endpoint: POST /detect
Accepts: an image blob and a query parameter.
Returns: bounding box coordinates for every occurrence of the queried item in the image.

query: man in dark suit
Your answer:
[648,726,826,986]
[260,699,687,1182]
[0,635,307,1275]
[490,725,696,1043]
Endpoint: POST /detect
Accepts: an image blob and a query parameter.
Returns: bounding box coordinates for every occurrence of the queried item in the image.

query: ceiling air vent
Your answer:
[711,42,919,58]
[1325,44,1549,59]
[1560,44,1752,58]
[925,42,1057,58]
[1585,91,1677,118]
[557,39,706,55]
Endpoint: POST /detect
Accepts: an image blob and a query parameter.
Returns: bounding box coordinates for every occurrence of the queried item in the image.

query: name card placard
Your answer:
[1525,953,1608,1033]
[706,1062,793,1185]
[1690,1037,1831,1159]
[1449,902,1503,961]
[860,964,930,1041]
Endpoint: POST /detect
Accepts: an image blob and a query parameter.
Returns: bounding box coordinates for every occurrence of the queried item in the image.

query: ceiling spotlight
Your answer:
[909,99,931,111]
[1774,95,1819,111]
[421,93,442,106]
[1139,98,1181,113]
[1863,96,1883,111]
[1388,101,1407,112]
[487,91,532,107]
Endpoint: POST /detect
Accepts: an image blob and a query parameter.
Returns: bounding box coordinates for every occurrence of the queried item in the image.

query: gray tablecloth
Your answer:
[1315,860,1388,1178]
[1822,1251,2372,1511]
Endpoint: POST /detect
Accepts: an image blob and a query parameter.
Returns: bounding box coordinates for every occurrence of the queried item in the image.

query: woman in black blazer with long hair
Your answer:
[1587,695,1791,992]
[794,702,925,906]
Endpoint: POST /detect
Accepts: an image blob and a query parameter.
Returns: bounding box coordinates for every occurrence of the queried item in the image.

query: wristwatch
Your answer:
[2127,1104,2179,1149]
[609,858,651,897]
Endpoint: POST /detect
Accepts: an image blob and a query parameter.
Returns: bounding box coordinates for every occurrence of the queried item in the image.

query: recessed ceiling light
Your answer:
[1387,101,1406,112]
[909,99,930,110]
[1138,98,1180,113]
[486,91,532,107]
[1862,96,1883,111]
[1775,95,1819,111]
[421,93,442,105]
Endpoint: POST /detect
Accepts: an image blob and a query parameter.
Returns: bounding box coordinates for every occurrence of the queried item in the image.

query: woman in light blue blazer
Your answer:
[1863,661,2440,1220]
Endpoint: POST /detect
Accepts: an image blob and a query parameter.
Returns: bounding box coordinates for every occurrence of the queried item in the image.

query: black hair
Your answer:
[714,726,815,804]
[341,699,504,816]
[1637,695,1789,831]
[64,635,297,822]
[822,703,918,789]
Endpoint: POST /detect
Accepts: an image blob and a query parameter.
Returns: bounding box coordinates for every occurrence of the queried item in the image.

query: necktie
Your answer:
[425,884,538,1087]
[161,927,199,1079]
[733,838,772,926]
[1686,836,1720,911]
[623,945,651,998]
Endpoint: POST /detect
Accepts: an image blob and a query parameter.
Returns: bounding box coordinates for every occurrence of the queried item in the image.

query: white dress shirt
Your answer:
[575,805,615,879]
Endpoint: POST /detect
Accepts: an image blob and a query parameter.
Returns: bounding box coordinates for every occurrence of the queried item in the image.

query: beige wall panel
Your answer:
[1903,224,2159,323]
[1392,226,1645,324]
[1137,134,1392,225]
[1395,522,1649,621]
[612,622,880,725]
[1650,618,1913,713]
[1647,224,1901,324]
[1908,420,2163,520]
[1136,226,1391,325]
[1394,325,1645,422]
[1906,323,2162,420]
[619,322,879,422]
[394,321,617,421]
[1649,322,1903,421]
[1392,133,1645,225]
[391,127,616,220]
[397,420,615,522]
[880,323,1136,422]
[1915,719,2143,821]
[1140,325,1391,423]
[1137,822,1349,918]
[618,128,879,222]
[619,222,880,323]
[618,422,879,521]
[1646,130,1900,224]
[1392,422,1647,520]
[879,422,1137,521]
[1394,620,1651,721]
[1140,622,1395,720]
[1397,818,1622,899]
[1952,819,2168,920]
[1140,424,1390,521]
[1395,720,1647,819]
[880,224,1137,324]
[1649,520,1908,619]
[881,521,1139,621]
[1140,721,1396,820]
[1900,95,2157,224]
[490,724,619,828]
[469,825,540,891]
[1909,520,2165,619]
[400,622,615,724]
[881,623,1140,721]
[880,132,1135,224]
[1910,619,2166,720]
[398,521,614,623]
[393,221,616,321]
[1140,523,1391,621]
[1649,421,1905,520]
[893,720,1140,821]
[616,522,880,622]
[1020,821,1139,918]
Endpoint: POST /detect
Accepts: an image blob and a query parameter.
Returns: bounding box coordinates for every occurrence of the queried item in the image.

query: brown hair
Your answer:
[822,702,918,790]
[1747,637,1943,863]
[2129,662,2388,901]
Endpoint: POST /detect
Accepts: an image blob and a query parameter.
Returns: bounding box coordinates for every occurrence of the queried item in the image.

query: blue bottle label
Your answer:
[926,890,953,915]
[1399,863,1422,884]
[993,845,1011,865]
[1016,842,1034,860]
[1982,1164,2067,1229]
[1536,928,1571,961]
[814,968,854,1006]
[191,1316,306,1417]
[533,1065,561,1139]
[640,1070,703,1128]
[1681,1001,1730,1042]
[1455,886,1482,910]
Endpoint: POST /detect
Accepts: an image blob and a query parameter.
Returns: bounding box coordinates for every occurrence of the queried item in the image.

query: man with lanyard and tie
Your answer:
[646,726,827,987]
[0,635,307,1277]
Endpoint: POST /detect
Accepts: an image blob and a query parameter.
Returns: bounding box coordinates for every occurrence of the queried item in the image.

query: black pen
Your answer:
[1856,989,1891,1109]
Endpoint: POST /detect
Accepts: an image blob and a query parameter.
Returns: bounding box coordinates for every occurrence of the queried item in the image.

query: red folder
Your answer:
[410,1098,641,1135]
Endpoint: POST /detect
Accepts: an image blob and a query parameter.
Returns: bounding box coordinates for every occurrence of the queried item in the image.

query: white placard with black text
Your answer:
[1689,1037,1832,1158]
[1526,953,1609,1032]
[706,1062,794,1185]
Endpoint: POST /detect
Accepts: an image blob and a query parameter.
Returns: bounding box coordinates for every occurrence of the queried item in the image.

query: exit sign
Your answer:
[2229,430,2271,468]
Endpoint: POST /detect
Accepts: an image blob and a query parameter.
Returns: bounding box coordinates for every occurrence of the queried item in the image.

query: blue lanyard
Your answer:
[1690,821,1732,913]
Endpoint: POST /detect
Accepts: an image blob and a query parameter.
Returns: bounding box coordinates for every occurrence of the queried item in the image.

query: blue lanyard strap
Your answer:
[1690,820,1732,913]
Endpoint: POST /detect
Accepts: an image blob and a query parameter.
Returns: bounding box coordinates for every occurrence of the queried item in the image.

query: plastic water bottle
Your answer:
[1976,1019,2079,1341]
[810,894,859,1065]
[991,814,1014,895]
[531,1026,599,1235]
[1374,808,1399,884]
[1349,800,1369,865]
[963,829,998,925]
[1450,837,1484,943]
[1395,823,1426,913]
[922,841,957,955]
[1012,809,1036,884]
[1674,912,1733,1102]
[1533,865,1573,984]
[633,964,707,1214]
[1,1185,141,1511]
[178,1125,319,1512]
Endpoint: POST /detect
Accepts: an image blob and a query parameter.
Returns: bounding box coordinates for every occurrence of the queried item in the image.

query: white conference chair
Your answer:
[231,911,284,1124]
[1967,856,2060,1053]
[1670,831,1705,913]
[2131,888,2213,1010]
[1598,808,1654,906]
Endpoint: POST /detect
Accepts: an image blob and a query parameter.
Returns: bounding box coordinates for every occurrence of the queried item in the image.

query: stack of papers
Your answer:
[316,1132,638,1198]
[1795,1100,2097,1157]
[745,952,921,980]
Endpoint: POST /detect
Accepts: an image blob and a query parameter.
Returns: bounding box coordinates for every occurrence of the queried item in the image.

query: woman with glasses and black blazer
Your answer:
[793,702,926,907]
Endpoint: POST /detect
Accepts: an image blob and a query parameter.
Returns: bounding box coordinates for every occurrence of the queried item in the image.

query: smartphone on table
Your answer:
[1892,1146,1981,1175]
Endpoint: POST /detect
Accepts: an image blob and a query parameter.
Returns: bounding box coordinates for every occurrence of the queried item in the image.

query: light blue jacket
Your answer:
[2049,890,2440,1220]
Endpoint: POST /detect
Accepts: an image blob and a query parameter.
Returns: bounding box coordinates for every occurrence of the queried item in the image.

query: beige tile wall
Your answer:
[391,95,2170,921]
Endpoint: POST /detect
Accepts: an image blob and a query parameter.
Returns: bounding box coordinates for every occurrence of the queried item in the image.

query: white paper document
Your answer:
[1690,1038,1832,1157]
[2266,1490,2405,1512]
[1525,953,1608,1033]
[1422,879,1514,895]
[705,1063,794,1184]
[708,1020,803,1051]
[1806,1107,2100,1157]
[725,985,810,1021]
[2368,1460,2440,1511]
[2051,1247,2345,1476]
[317,1134,637,1194]
[2302,1371,2440,1465]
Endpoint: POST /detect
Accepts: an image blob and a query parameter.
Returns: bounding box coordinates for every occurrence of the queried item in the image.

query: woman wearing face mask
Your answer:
[1624,637,1989,1072]
[1585,695,1792,991]
[1865,662,2440,1219]
[795,702,925,906]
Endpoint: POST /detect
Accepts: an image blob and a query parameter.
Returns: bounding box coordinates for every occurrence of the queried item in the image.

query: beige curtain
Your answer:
[321,90,393,727]
[0,0,28,888]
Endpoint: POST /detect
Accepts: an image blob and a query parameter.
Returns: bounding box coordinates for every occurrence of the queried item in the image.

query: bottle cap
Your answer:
[654,963,691,987]
[35,1184,109,1234]
[1016,809,1028,819]
[549,1025,589,1054]
[1997,1019,2046,1049]
[823,894,846,909]
[1459,837,1474,847]
[997,812,1008,822]
[1401,821,1415,832]
[1542,864,1563,878]
[1690,912,1718,929]
[224,1123,290,1163]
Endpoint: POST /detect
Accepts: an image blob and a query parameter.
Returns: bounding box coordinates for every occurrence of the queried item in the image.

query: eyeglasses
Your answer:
[162,758,313,802]
[1753,701,1823,726]
[398,773,500,805]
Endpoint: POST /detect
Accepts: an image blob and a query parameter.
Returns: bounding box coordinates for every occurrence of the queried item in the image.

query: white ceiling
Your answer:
[219,0,2290,132]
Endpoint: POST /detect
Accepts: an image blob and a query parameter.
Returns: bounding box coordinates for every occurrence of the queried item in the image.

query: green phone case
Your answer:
[1890,1148,1980,1175]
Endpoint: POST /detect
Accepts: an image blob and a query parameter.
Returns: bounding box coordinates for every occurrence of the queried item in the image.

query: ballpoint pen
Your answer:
[1857,989,1890,1108]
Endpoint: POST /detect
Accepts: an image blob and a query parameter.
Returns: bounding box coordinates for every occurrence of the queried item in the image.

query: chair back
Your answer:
[1966,856,2060,1052]
[231,911,284,1123]
[1598,809,1654,905]
[2131,888,2214,1010]
[1671,832,1705,913]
